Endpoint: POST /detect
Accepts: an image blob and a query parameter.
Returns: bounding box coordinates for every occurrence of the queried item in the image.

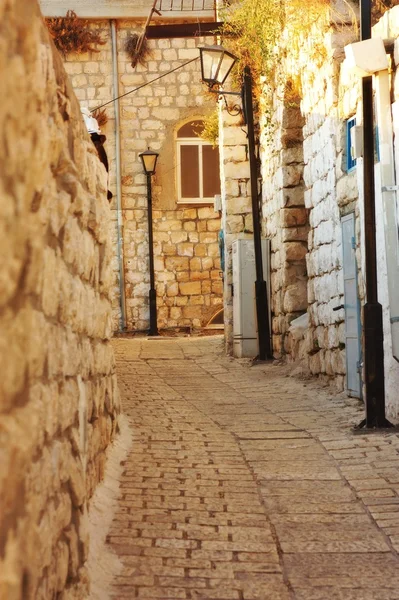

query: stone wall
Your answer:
[255,15,358,388]
[62,21,121,328]
[301,40,348,388]
[63,22,223,331]
[257,3,399,416]
[0,2,119,598]
[261,85,308,358]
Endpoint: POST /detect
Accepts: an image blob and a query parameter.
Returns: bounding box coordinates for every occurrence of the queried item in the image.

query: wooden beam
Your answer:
[146,21,223,38]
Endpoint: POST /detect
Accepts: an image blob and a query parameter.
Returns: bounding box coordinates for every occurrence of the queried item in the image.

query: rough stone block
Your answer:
[182,305,203,318]
[223,161,250,180]
[177,242,194,257]
[283,280,308,313]
[166,282,179,297]
[282,226,309,242]
[285,242,308,262]
[179,281,201,295]
[179,208,196,220]
[280,208,309,228]
[226,215,244,234]
[165,257,189,272]
[198,206,219,220]
[194,244,207,257]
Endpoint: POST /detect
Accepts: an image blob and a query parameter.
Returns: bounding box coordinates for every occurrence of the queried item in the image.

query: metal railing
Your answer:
[157,0,215,11]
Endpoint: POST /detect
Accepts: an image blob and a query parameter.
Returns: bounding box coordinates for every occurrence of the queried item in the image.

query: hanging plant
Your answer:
[125,33,152,68]
[92,108,108,129]
[220,0,357,140]
[45,10,106,56]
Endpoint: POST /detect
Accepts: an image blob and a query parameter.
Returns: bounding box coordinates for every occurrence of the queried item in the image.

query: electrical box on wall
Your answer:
[232,239,271,358]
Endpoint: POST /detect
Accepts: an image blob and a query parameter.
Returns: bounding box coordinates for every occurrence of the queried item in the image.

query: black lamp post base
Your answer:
[255,279,272,361]
[148,288,158,336]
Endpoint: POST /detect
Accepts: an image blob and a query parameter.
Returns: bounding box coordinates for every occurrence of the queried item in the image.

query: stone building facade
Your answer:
[219,2,399,418]
[0,1,119,597]
[40,3,224,332]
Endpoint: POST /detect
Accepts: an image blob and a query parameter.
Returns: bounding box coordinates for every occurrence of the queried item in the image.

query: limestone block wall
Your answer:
[0,2,119,598]
[152,206,223,328]
[117,24,223,330]
[62,22,121,329]
[62,21,223,331]
[301,56,347,388]
[259,19,357,388]
[296,7,399,407]
[261,88,309,358]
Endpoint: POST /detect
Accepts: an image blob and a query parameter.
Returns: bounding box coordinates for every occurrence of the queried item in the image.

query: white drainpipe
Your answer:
[110,19,127,332]
[374,68,399,360]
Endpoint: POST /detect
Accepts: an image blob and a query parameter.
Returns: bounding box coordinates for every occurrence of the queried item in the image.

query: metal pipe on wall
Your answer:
[110,19,127,332]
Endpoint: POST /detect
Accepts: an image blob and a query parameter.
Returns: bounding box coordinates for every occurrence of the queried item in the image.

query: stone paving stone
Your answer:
[108,336,399,599]
[294,591,399,600]
[284,552,399,586]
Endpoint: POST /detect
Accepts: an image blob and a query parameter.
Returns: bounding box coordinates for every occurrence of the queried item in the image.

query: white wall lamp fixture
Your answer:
[344,37,389,77]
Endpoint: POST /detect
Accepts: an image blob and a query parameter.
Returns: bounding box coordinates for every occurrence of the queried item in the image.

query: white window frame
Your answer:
[176,137,219,205]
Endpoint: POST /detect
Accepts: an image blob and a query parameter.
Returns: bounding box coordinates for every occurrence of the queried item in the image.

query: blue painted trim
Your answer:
[347,116,357,172]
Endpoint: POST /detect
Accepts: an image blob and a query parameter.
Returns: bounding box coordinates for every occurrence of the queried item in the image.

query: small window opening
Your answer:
[206,308,224,329]
[176,120,221,204]
[346,116,357,172]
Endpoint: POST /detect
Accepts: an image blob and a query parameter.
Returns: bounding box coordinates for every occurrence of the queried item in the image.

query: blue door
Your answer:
[341,213,362,398]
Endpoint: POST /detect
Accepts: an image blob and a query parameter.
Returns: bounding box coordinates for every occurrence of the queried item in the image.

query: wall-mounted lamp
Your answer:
[199,45,272,360]
[199,44,243,116]
[199,45,237,88]
[139,148,159,336]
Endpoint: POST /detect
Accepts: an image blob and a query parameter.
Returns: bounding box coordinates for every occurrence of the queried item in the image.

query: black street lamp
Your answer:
[359,0,392,428]
[199,44,272,361]
[139,148,159,336]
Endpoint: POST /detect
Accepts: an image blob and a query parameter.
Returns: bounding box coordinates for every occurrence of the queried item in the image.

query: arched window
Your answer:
[176,120,221,204]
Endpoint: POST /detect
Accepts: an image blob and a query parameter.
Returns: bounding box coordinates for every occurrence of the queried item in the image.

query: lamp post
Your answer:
[359,0,392,427]
[199,45,272,360]
[139,148,159,336]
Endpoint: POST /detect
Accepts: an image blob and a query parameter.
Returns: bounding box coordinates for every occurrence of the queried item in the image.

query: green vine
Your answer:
[221,0,396,102]
[195,109,219,147]
[220,0,357,134]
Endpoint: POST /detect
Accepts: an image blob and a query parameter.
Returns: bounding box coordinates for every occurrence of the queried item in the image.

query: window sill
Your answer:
[177,200,215,206]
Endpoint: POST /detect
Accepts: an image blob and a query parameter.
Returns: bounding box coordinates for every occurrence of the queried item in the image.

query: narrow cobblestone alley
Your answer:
[106,336,399,600]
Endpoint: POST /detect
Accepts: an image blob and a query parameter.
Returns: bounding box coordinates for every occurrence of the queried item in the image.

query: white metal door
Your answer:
[341,213,362,398]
